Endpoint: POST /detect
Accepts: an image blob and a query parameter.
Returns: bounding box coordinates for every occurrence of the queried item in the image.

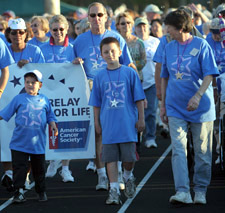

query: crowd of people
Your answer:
[0,1,224,206]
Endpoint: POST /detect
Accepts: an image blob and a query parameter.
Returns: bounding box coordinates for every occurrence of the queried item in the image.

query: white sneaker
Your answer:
[169,191,193,204]
[59,169,74,182]
[145,139,157,148]
[96,176,108,191]
[46,160,62,178]
[118,172,125,190]
[86,161,96,172]
[194,192,206,204]
[215,156,220,164]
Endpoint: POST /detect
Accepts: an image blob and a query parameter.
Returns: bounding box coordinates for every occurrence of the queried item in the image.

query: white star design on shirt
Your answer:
[111,99,118,107]
[92,61,99,69]
[218,64,223,71]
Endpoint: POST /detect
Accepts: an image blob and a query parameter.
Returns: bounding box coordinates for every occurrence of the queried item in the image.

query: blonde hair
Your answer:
[49,14,69,30]
[115,12,134,32]
[30,16,49,33]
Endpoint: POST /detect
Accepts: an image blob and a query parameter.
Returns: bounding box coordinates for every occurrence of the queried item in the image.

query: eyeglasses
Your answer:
[31,23,39,28]
[120,22,131,26]
[89,13,104,18]
[52,28,64,32]
[10,30,26,35]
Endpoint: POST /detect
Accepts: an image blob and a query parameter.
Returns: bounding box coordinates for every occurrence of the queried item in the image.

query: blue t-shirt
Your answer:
[73,29,133,80]
[153,35,168,63]
[0,38,14,69]
[206,35,225,74]
[28,37,49,47]
[40,41,75,63]
[89,65,145,144]
[9,43,45,63]
[0,32,9,47]
[161,36,219,123]
[0,93,57,154]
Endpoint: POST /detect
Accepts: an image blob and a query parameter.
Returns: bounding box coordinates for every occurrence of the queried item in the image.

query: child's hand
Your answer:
[135,119,145,132]
[17,59,29,68]
[95,122,102,135]
[72,57,84,65]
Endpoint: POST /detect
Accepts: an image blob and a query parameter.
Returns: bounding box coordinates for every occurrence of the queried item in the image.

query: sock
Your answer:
[97,167,106,177]
[123,168,133,182]
[62,166,69,171]
[110,182,120,194]
[117,161,122,173]
[5,170,13,179]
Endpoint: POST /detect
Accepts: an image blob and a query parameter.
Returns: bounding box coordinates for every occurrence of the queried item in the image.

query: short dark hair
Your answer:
[24,73,39,82]
[100,37,120,52]
[164,9,192,33]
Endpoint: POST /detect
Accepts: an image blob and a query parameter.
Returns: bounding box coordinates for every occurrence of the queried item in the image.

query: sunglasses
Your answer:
[31,23,39,28]
[52,28,64,32]
[10,30,26,35]
[120,22,131,25]
[89,13,104,18]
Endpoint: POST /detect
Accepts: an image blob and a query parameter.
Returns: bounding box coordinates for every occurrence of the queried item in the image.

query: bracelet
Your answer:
[0,89,3,93]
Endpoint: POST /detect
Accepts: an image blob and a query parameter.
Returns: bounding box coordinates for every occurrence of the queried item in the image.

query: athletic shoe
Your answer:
[24,175,31,190]
[96,176,108,191]
[106,188,121,205]
[86,161,96,172]
[13,189,26,203]
[124,176,136,198]
[215,156,220,164]
[145,139,157,148]
[38,192,48,202]
[59,170,74,182]
[118,172,125,190]
[194,192,206,204]
[169,191,193,204]
[1,174,14,192]
[45,160,62,178]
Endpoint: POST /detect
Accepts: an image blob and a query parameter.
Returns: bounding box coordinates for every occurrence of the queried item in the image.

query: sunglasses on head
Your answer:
[89,13,104,18]
[52,28,64,32]
[120,21,131,26]
[10,30,26,35]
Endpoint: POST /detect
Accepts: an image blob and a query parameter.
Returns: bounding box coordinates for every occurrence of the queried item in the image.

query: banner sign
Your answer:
[0,63,95,161]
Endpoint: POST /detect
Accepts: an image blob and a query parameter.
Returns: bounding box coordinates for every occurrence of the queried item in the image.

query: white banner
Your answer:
[0,63,95,161]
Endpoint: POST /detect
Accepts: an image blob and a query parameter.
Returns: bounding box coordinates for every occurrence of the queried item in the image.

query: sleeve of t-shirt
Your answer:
[153,36,167,63]
[0,96,18,121]
[89,75,102,107]
[0,38,15,69]
[199,40,219,77]
[160,46,169,78]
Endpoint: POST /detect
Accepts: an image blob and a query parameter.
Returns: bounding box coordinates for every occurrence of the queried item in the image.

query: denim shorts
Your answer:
[101,142,138,163]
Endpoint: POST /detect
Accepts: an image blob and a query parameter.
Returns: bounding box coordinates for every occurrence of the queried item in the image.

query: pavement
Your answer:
[0,131,224,213]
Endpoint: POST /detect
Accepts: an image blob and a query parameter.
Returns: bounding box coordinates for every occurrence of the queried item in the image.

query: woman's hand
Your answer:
[72,57,84,64]
[160,105,168,124]
[95,122,102,135]
[17,59,29,68]
[187,93,201,111]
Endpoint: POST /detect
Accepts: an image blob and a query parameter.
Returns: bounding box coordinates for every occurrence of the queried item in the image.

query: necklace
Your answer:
[176,38,190,79]
[90,30,107,69]
[107,66,121,107]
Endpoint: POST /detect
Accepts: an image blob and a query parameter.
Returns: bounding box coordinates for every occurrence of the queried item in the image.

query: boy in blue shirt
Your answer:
[0,70,58,203]
[89,37,145,204]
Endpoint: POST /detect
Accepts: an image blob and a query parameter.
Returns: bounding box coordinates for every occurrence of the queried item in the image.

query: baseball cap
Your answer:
[2,10,16,19]
[210,18,220,34]
[8,18,26,30]
[24,70,43,82]
[134,17,149,27]
[215,4,225,17]
[144,4,163,14]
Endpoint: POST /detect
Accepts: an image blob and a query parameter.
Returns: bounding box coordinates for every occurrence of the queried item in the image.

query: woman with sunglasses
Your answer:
[40,15,75,63]
[28,16,50,47]
[5,18,45,68]
[116,12,146,81]
[41,15,75,183]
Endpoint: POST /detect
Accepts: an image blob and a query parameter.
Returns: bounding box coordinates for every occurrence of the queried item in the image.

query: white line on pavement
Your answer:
[118,144,172,213]
[0,182,35,212]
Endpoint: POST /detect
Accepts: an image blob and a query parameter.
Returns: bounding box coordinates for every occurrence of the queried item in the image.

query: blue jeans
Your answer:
[143,84,158,141]
[168,117,213,193]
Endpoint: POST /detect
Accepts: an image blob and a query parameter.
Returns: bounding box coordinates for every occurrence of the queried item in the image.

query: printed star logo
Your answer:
[111,99,118,107]
[218,64,223,72]
[10,76,21,87]
[92,61,99,69]
[22,103,42,126]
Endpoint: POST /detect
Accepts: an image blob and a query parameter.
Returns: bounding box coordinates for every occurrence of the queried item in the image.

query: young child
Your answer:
[0,70,58,203]
[89,37,145,205]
